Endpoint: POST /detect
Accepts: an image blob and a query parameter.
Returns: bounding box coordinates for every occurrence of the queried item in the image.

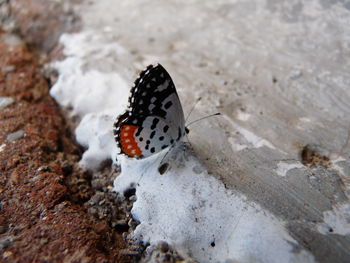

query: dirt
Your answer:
[301,144,331,168]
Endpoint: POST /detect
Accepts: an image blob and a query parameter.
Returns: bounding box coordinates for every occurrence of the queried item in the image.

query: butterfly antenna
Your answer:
[185,97,202,123]
[186,113,221,127]
[158,144,176,174]
[184,130,194,151]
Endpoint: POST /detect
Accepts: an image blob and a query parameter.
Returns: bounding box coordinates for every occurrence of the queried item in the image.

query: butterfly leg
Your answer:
[157,144,177,174]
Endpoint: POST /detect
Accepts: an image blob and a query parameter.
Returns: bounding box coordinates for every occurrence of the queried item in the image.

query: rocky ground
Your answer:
[0,30,134,262]
[0,1,135,262]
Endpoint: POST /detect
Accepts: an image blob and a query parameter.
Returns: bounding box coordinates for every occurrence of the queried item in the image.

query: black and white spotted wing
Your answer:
[114,64,186,158]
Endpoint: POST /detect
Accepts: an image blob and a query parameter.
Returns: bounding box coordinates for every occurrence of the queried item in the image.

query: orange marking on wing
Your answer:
[120,125,142,157]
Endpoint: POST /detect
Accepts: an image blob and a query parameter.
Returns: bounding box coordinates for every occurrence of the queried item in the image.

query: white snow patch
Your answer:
[114,144,315,263]
[50,31,130,170]
[223,116,277,150]
[317,157,350,236]
[228,137,247,152]
[76,113,119,170]
[236,125,276,150]
[330,157,347,177]
[236,111,251,121]
[317,203,350,236]
[275,161,304,177]
[50,30,314,263]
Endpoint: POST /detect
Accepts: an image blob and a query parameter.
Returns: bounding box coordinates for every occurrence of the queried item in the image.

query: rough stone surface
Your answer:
[1,0,80,52]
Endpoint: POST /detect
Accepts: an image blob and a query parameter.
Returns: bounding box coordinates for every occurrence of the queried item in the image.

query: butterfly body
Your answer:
[114,64,186,159]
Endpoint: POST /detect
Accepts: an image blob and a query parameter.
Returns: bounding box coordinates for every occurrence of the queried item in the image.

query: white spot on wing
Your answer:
[156,79,170,92]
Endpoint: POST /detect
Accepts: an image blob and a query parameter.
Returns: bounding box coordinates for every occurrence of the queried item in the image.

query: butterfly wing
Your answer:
[114,113,177,158]
[129,64,185,128]
[114,64,186,158]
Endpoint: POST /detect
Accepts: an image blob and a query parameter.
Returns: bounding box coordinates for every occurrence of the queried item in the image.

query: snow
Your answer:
[50,31,130,170]
[317,203,350,236]
[50,29,314,263]
[275,161,304,177]
[114,144,314,263]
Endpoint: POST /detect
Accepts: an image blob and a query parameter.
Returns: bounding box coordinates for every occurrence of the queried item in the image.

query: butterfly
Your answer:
[114,64,188,159]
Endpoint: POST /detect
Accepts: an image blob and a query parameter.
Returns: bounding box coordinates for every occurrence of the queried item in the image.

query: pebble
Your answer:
[129,195,137,201]
[0,97,14,109]
[0,144,5,153]
[36,166,52,172]
[0,225,7,234]
[40,238,49,245]
[29,174,42,183]
[6,130,25,142]
[3,251,13,258]
[158,241,169,253]
[0,236,14,249]
[2,65,16,73]
[3,34,24,46]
